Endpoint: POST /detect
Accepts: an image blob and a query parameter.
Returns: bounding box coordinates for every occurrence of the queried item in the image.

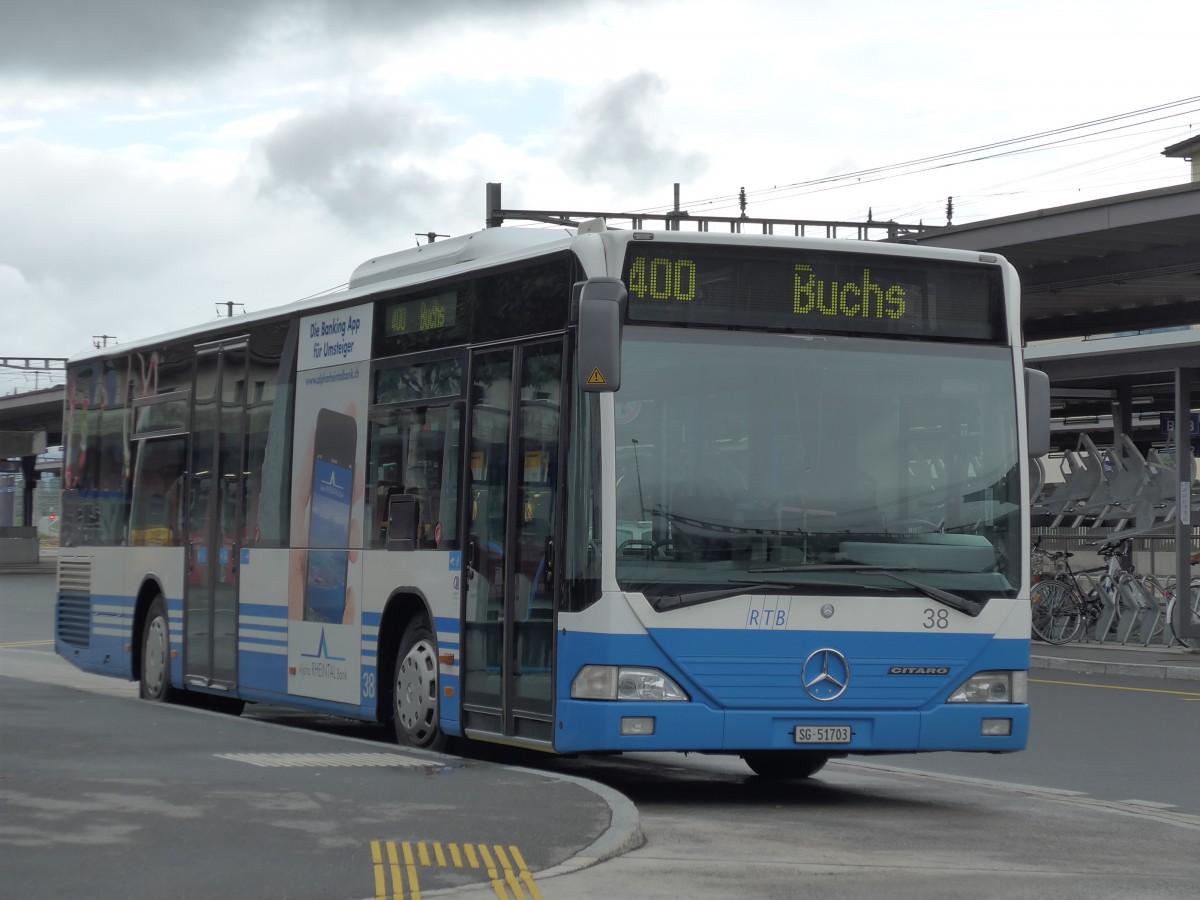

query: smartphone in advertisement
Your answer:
[304,408,357,623]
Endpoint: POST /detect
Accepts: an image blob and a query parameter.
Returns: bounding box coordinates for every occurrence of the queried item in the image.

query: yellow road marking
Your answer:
[371,841,540,898]
[1031,677,1200,698]
[402,842,421,900]
[388,842,404,899]
[0,639,54,648]
[493,845,526,900]
[479,844,505,898]
[508,847,543,900]
[371,841,386,900]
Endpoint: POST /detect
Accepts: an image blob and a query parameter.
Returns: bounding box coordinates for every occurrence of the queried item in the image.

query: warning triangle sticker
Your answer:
[587,367,607,385]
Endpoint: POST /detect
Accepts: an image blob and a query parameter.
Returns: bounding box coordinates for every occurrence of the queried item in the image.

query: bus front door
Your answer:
[183,340,247,693]
[461,340,563,746]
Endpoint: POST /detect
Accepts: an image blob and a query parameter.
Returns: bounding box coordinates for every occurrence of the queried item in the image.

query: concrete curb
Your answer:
[1031,653,1200,682]
[0,563,56,575]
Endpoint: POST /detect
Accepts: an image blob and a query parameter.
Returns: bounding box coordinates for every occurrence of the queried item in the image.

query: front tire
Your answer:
[139,595,175,702]
[392,619,447,751]
[742,751,830,780]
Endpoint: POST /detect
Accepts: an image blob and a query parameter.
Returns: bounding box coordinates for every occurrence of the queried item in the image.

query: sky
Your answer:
[2,0,1199,395]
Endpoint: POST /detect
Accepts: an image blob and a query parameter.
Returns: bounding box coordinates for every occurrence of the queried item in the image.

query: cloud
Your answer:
[0,0,579,84]
[0,119,45,133]
[561,72,707,194]
[0,137,367,353]
[1,1,275,81]
[254,96,458,228]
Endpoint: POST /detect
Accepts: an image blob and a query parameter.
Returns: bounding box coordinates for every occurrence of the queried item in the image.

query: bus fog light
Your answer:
[948,671,1026,704]
[981,718,1012,736]
[621,716,656,736]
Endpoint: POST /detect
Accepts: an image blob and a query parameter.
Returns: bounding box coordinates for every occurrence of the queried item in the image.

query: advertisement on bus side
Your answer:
[287,302,372,704]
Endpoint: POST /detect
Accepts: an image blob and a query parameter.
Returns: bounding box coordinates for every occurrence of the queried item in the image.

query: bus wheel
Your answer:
[139,595,175,703]
[392,619,447,751]
[741,751,829,780]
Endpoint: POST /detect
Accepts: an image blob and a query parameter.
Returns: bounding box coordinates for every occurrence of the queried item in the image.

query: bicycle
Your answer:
[1075,538,1174,645]
[1030,540,1102,645]
[1161,553,1200,649]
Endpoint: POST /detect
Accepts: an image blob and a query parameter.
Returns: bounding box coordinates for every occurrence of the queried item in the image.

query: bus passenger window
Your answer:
[367,405,462,549]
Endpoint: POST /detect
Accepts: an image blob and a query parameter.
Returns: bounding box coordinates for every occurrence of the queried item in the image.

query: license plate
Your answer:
[794,725,852,744]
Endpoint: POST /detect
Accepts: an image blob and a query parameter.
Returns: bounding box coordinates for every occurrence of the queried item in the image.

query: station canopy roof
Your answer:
[913,181,1200,342]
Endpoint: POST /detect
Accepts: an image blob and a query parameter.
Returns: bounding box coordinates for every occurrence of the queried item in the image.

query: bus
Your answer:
[55,216,1049,778]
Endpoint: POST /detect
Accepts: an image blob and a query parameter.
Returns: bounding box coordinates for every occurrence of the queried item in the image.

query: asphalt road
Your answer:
[0,662,630,899]
[5,571,1200,899]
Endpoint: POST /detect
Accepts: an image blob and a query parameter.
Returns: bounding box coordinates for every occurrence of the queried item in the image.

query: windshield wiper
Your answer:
[747,564,984,618]
[651,575,916,612]
[651,580,796,612]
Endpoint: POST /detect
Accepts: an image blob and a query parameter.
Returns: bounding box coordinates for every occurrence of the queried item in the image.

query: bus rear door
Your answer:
[184,339,248,693]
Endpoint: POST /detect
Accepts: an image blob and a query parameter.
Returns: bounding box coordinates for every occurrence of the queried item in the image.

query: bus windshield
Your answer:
[613,327,1021,602]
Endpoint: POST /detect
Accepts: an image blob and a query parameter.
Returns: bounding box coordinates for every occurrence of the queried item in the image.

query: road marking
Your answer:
[370,843,541,900]
[402,843,420,899]
[371,841,387,899]
[0,639,54,648]
[1030,677,1200,699]
[509,847,542,900]
[839,760,1200,831]
[216,752,438,768]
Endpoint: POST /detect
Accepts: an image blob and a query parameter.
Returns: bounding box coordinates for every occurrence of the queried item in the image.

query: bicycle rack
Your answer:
[1130,578,1162,646]
[1079,572,1119,642]
[1113,576,1156,645]
[1033,436,1198,531]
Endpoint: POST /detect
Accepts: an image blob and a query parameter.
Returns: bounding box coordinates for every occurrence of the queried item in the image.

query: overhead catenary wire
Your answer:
[880,126,1197,222]
[620,96,1200,220]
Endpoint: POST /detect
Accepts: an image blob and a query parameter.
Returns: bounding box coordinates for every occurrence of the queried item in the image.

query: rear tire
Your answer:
[742,751,830,779]
[392,619,447,751]
[139,595,176,702]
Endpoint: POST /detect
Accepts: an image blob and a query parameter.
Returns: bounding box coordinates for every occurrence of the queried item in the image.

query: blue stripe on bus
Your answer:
[240,603,288,619]
[239,637,287,648]
[238,649,288,694]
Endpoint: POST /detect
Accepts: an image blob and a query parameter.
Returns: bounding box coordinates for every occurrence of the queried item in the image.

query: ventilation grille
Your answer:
[57,593,91,648]
[57,556,93,595]
[56,557,93,648]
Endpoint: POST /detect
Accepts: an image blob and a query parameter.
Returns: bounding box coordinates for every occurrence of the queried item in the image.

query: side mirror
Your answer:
[1025,367,1051,459]
[576,278,626,393]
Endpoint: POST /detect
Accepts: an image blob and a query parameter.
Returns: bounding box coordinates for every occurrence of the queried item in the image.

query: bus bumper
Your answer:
[553,699,1028,754]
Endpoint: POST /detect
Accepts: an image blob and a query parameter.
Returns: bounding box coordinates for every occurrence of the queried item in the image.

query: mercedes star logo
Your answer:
[801,648,850,701]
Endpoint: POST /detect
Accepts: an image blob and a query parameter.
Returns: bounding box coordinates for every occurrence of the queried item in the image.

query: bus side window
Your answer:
[367,404,462,550]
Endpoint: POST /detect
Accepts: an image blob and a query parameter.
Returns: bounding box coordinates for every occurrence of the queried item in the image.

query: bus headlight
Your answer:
[947,671,1027,704]
[572,665,689,701]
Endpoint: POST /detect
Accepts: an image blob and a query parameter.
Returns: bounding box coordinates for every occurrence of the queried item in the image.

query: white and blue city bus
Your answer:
[56,215,1048,777]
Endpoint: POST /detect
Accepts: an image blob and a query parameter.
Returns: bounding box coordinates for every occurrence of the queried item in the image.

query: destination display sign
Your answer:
[621,243,1005,341]
[383,292,458,338]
